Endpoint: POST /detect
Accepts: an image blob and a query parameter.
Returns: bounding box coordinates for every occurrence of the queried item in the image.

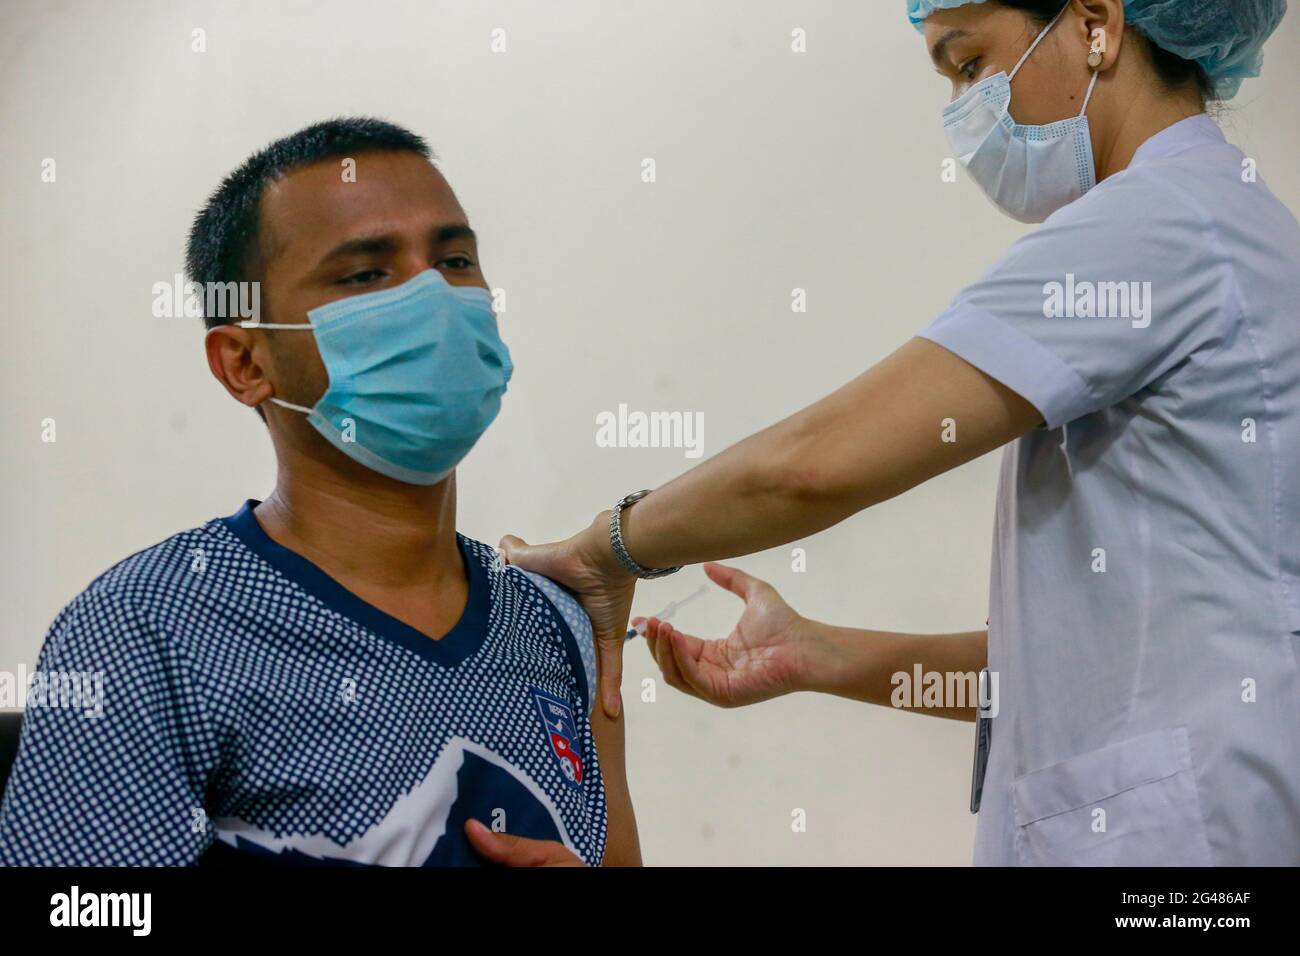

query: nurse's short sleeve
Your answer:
[917,171,1234,429]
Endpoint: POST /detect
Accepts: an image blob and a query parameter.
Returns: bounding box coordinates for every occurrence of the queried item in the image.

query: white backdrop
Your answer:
[2,0,1297,865]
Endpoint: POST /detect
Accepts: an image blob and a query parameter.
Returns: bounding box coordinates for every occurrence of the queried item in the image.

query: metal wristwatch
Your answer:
[609,490,681,579]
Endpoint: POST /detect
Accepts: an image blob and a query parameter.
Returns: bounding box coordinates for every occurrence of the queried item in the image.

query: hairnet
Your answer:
[905,0,1287,98]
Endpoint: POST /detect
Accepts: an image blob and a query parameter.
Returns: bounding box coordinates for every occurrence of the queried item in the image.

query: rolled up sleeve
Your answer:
[917,171,1232,429]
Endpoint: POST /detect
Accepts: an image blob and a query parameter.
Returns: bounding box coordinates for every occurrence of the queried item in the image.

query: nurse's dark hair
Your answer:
[184,117,433,332]
[995,0,1215,105]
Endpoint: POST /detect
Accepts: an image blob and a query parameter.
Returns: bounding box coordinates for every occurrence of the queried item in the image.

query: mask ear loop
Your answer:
[239,323,317,412]
[1008,3,1070,82]
[1005,4,1102,119]
[268,397,313,414]
[1078,68,1100,117]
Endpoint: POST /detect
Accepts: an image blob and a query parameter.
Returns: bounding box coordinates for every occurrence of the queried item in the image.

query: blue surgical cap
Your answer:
[906,0,1288,98]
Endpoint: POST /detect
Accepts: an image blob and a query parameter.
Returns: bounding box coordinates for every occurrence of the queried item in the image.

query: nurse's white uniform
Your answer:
[919,114,1300,865]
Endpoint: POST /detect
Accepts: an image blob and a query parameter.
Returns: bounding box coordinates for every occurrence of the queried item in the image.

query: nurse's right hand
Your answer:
[633,563,829,708]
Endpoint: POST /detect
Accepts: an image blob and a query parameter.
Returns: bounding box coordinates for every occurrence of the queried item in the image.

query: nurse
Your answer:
[493,0,1299,865]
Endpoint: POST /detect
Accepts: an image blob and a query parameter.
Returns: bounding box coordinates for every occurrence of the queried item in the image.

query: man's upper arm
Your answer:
[588,692,641,866]
[519,570,641,865]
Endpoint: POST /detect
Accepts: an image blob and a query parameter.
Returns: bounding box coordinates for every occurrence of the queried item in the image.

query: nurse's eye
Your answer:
[337,270,386,286]
[959,57,982,81]
[437,255,475,271]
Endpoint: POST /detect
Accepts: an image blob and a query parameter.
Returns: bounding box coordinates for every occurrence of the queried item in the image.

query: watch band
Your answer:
[610,490,681,580]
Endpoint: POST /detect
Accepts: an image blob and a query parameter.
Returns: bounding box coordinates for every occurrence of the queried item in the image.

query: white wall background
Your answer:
[1,0,1296,865]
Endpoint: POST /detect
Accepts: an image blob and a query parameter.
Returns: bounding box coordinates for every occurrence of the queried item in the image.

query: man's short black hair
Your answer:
[185,117,433,330]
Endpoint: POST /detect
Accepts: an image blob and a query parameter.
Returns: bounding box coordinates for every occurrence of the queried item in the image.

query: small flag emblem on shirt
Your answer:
[531,688,583,788]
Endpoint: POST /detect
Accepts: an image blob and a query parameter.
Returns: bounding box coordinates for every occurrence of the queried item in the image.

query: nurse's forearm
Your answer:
[614,338,1041,570]
[803,623,988,722]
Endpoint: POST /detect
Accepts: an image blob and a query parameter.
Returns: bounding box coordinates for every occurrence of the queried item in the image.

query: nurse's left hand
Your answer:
[500,512,637,719]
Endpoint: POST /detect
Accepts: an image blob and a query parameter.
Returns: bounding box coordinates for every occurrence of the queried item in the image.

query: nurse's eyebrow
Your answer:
[930,28,969,67]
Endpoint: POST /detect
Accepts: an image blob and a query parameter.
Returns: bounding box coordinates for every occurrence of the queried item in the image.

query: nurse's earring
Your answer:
[1087,28,1106,69]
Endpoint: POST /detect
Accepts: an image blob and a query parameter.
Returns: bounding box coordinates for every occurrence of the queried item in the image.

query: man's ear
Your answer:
[205,324,274,411]
[1073,0,1125,73]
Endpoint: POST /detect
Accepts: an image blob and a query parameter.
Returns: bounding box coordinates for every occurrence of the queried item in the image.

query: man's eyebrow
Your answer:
[313,224,478,267]
[432,223,477,245]
[930,28,969,67]
[315,234,399,266]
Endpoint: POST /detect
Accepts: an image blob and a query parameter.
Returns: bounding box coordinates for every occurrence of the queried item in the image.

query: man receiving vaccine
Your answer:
[0,118,638,867]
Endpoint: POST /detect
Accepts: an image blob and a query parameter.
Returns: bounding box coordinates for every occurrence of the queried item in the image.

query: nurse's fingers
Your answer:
[651,620,698,698]
[666,627,712,700]
[631,615,658,659]
[649,620,679,686]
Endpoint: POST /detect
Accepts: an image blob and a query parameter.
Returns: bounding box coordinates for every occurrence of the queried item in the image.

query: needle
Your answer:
[625,584,709,640]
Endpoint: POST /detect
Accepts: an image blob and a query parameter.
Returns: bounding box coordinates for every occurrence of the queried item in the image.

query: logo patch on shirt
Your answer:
[530,688,583,789]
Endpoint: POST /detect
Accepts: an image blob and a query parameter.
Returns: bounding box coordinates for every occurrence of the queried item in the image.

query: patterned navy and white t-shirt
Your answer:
[0,500,606,866]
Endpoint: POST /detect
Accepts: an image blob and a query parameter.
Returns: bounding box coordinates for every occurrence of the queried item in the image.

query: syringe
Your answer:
[625,584,709,640]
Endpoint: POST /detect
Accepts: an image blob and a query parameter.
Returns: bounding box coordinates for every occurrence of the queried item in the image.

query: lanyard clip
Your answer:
[969,668,993,814]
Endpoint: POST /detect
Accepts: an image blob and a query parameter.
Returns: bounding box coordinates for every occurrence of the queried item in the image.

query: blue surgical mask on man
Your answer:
[253,269,513,485]
[942,5,1101,223]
